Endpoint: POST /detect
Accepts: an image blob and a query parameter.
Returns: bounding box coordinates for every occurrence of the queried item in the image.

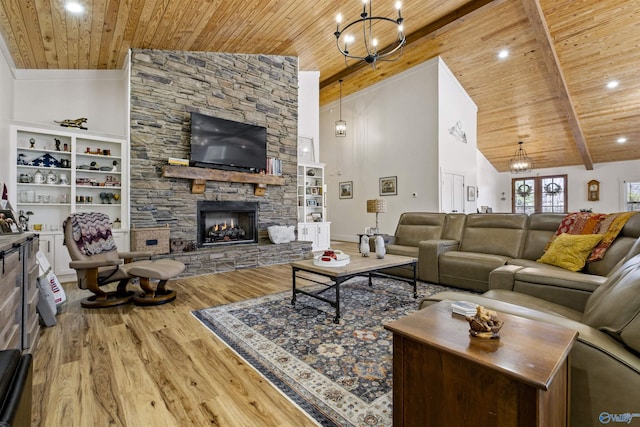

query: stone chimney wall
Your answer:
[129,49,310,275]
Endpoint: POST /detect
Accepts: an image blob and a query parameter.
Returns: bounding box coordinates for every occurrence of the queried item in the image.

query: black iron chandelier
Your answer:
[334,0,406,68]
[510,141,534,174]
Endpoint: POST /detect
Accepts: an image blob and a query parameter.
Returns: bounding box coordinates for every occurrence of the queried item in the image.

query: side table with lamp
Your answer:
[357,199,391,252]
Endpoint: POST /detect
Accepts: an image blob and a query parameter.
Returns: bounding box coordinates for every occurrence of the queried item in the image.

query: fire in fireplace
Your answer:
[207,218,245,243]
[197,201,259,247]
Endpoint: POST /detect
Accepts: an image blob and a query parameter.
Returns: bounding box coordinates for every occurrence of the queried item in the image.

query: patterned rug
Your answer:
[193,276,457,426]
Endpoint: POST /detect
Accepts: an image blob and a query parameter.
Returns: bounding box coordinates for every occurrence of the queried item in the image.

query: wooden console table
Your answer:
[162,165,285,195]
[384,300,577,427]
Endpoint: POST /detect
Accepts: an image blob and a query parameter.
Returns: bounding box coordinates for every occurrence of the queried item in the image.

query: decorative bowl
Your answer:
[313,250,350,267]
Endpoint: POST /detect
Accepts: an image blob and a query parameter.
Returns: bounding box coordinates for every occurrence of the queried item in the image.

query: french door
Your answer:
[512,175,567,214]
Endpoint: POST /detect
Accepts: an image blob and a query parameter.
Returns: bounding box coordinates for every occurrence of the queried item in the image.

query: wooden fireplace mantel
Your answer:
[162,165,285,195]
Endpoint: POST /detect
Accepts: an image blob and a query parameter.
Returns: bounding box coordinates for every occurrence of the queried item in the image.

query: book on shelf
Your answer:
[266,157,281,176]
[451,301,479,317]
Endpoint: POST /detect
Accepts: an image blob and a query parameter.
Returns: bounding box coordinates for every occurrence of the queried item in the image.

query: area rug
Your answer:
[193,277,457,426]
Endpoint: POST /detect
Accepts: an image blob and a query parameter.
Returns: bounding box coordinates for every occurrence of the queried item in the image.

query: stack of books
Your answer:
[451,301,479,317]
[266,157,281,175]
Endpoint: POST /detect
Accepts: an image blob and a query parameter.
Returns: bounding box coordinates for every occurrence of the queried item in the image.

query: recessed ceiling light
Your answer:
[65,1,84,14]
[617,137,627,144]
[607,80,619,89]
[498,50,509,59]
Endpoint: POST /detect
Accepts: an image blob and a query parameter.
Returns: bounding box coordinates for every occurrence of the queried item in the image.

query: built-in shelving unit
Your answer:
[297,162,330,251]
[8,123,130,280]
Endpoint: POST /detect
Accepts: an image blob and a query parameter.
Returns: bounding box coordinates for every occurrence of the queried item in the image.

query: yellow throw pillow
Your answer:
[537,233,603,272]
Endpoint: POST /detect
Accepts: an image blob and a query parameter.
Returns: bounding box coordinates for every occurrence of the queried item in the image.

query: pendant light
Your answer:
[335,80,346,137]
[510,141,534,173]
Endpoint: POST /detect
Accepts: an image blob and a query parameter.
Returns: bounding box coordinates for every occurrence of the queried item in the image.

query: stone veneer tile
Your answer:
[129,49,309,276]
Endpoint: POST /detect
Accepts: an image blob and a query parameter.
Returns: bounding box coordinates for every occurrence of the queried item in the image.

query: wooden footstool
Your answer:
[128,259,185,306]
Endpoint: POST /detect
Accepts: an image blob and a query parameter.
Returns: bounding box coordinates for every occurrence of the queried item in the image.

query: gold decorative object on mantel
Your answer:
[161,165,285,196]
[466,306,504,339]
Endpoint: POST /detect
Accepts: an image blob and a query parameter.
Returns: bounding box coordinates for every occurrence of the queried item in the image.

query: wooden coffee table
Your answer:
[291,253,418,323]
[385,300,578,426]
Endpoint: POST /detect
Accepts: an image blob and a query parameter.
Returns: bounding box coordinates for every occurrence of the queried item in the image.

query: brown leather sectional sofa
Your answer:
[384,211,640,426]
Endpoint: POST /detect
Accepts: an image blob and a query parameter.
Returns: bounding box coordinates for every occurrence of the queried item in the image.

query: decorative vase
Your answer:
[375,235,386,259]
[360,235,370,257]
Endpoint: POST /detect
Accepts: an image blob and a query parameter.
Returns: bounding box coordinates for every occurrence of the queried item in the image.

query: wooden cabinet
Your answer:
[0,246,22,350]
[297,162,330,250]
[10,123,130,279]
[385,301,577,427]
[0,233,40,352]
[23,235,40,350]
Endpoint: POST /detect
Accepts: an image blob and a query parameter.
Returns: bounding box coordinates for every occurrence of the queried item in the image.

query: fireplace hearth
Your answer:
[197,201,259,247]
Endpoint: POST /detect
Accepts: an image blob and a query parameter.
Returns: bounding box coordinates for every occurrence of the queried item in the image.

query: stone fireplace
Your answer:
[197,201,258,247]
[129,49,311,277]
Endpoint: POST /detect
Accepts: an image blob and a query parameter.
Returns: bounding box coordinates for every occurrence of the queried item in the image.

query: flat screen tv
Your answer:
[189,112,267,172]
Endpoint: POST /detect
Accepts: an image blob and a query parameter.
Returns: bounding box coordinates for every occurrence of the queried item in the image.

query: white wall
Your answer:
[298,71,320,161]
[476,152,502,210]
[0,38,15,187]
[437,60,478,214]
[13,69,127,135]
[320,57,477,241]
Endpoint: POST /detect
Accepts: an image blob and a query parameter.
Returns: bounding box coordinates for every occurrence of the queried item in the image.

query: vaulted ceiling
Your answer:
[0,0,638,172]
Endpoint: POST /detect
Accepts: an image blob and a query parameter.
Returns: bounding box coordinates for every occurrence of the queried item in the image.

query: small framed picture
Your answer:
[339,181,353,199]
[467,186,476,202]
[311,187,319,195]
[0,209,20,234]
[379,176,397,196]
[306,199,317,207]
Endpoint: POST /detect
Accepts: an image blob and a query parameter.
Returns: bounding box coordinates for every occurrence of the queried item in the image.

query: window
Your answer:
[623,180,640,211]
[512,175,567,214]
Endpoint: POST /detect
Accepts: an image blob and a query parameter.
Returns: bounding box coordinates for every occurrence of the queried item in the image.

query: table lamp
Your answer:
[366,199,387,234]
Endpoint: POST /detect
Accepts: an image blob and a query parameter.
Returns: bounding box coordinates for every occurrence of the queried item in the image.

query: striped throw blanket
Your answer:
[67,212,117,256]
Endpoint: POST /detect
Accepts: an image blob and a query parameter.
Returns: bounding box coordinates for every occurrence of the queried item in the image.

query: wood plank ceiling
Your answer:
[0,0,638,172]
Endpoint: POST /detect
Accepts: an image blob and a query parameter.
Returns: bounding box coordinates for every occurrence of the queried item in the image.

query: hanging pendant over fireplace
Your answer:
[197,201,259,247]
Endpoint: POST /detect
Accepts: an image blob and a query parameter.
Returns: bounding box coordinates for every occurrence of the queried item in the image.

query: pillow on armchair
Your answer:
[537,233,603,271]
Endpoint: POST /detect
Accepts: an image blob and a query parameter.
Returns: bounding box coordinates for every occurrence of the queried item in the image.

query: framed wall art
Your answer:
[339,181,353,199]
[379,176,397,196]
[467,186,476,202]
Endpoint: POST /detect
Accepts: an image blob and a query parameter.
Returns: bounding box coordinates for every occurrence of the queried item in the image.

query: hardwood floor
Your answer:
[30,244,356,426]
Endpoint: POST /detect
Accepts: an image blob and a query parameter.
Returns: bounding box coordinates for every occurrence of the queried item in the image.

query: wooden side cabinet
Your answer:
[0,233,40,352]
[385,301,577,427]
[0,245,22,350]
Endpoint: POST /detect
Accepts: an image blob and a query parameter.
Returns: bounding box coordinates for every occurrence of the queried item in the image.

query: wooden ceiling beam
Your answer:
[320,0,498,90]
[520,0,594,170]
